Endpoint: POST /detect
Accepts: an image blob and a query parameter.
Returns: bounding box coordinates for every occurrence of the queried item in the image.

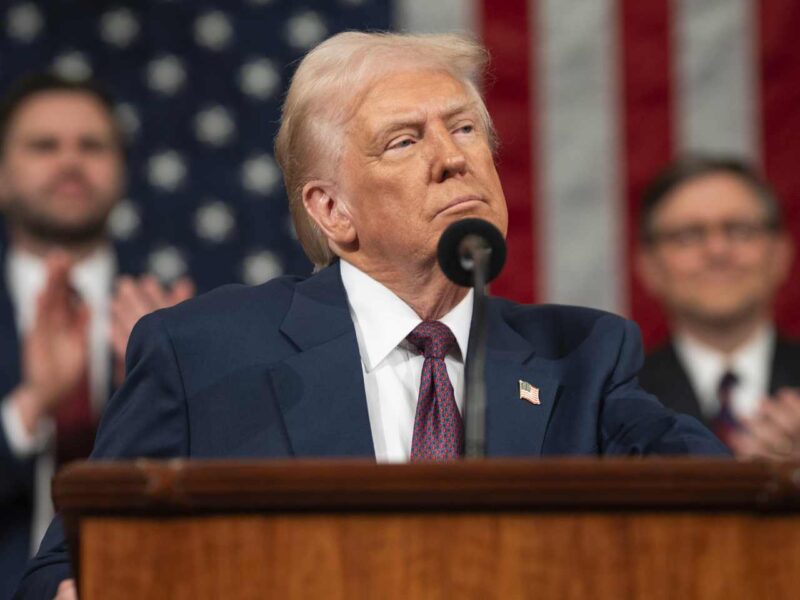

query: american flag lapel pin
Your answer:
[519,380,540,405]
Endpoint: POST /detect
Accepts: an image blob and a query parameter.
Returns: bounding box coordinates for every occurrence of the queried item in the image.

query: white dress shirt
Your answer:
[673,325,775,420]
[339,260,473,463]
[0,245,116,552]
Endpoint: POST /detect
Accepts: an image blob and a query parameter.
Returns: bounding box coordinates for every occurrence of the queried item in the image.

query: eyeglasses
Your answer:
[649,220,778,249]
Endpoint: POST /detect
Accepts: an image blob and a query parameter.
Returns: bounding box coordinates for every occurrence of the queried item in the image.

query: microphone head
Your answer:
[437,218,507,287]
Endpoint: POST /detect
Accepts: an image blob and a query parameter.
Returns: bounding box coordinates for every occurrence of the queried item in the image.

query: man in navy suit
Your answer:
[17,32,725,599]
[0,75,193,600]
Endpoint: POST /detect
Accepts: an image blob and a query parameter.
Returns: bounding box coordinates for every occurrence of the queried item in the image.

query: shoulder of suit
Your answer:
[775,336,800,357]
[151,274,305,331]
[638,340,680,386]
[643,341,676,364]
[490,298,634,357]
[493,298,629,330]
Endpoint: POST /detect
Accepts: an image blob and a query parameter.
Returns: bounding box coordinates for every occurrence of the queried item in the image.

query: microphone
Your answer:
[437,218,507,287]
[437,218,507,459]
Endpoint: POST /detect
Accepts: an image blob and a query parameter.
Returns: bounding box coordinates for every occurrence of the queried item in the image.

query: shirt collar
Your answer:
[71,246,117,304]
[340,259,473,372]
[674,324,774,407]
[7,245,116,303]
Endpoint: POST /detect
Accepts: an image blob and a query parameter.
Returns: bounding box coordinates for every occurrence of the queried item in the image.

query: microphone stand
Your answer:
[461,235,491,459]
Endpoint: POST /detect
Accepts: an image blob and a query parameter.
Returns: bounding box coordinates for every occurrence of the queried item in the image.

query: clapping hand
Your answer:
[730,388,800,460]
[13,253,90,434]
[53,578,77,600]
[110,275,195,383]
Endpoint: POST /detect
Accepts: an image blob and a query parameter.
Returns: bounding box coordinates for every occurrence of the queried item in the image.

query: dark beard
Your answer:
[5,202,112,248]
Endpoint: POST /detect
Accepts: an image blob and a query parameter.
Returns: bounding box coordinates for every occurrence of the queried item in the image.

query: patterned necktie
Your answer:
[710,370,739,449]
[54,369,95,467]
[407,321,464,461]
[54,285,95,467]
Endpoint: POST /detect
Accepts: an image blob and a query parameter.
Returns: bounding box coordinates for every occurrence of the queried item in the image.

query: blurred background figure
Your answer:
[636,156,800,459]
[0,74,193,597]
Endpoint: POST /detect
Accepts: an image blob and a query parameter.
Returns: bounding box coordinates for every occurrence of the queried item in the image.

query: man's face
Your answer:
[638,172,792,328]
[334,69,507,270]
[0,91,124,245]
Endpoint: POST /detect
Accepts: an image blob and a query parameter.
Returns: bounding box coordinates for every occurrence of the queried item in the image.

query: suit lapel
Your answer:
[482,302,557,456]
[659,343,705,422]
[271,269,566,458]
[273,263,375,458]
[0,249,21,395]
[769,338,800,392]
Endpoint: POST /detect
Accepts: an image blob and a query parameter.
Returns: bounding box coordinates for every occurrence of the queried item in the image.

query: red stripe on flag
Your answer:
[759,1,800,337]
[620,0,673,348]
[479,0,536,303]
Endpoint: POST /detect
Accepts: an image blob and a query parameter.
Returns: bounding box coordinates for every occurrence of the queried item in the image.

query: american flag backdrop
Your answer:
[1,0,799,349]
[478,0,800,348]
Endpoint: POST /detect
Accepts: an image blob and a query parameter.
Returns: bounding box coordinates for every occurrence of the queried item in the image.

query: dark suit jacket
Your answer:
[0,251,29,600]
[639,337,800,425]
[15,261,726,598]
[0,241,139,600]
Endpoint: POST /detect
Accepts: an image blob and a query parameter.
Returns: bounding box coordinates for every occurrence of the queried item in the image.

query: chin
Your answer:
[442,206,506,235]
[689,301,762,327]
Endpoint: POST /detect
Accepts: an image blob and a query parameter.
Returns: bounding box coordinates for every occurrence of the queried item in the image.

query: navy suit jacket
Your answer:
[0,248,29,600]
[15,261,727,598]
[0,239,138,600]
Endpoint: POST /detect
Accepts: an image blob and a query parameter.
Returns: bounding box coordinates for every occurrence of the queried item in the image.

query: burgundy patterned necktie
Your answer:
[710,370,739,449]
[54,284,96,467]
[407,321,464,461]
[55,368,95,467]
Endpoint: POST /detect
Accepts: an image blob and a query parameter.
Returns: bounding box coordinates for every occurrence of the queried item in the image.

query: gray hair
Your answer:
[274,31,494,268]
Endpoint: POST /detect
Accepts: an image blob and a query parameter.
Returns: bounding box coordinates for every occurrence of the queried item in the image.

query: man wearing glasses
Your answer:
[636,155,800,459]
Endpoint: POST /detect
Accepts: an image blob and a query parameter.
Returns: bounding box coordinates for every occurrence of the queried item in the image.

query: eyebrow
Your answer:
[373,101,479,141]
[21,131,113,143]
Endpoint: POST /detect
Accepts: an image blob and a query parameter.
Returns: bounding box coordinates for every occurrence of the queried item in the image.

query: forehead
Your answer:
[7,91,115,139]
[352,69,474,127]
[654,172,767,225]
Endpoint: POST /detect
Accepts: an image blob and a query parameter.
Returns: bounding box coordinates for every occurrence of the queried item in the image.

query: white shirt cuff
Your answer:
[1,395,53,457]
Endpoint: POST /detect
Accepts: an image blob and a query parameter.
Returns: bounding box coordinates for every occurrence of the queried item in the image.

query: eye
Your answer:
[80,138,112,154]
[456,124,474,134]
[28,138,58,153]
[386,136,415,152]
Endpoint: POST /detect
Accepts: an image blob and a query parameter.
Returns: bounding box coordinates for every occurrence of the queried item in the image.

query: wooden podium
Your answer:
[54,459,800,599]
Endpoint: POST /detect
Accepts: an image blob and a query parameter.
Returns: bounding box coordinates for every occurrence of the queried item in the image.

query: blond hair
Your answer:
[274,31,494,268]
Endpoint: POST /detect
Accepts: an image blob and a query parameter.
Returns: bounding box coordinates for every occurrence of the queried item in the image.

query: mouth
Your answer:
[48,178,93,200]
[437,195,486,216]
[55,182,89,195]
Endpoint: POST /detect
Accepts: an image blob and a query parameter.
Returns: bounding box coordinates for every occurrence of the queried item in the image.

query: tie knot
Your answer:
[406,321,456,359]
[718,370,739,393]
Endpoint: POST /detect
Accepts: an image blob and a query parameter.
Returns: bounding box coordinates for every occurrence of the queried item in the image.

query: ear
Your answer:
[301,180,357,247]
[0,164,9,208]
[635,245,664,299]
[771,232,795,285]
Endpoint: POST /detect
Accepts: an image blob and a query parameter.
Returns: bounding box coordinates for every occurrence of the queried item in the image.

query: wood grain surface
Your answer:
[54,459,800,599]
[80,512,800,599]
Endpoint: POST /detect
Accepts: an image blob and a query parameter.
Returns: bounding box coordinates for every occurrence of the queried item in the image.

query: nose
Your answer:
[702,227,734,259]
[56,142,84,168]
[429,126,467,183]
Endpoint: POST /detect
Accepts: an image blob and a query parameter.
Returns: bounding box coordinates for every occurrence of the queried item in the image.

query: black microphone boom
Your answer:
[437,218,507,459]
